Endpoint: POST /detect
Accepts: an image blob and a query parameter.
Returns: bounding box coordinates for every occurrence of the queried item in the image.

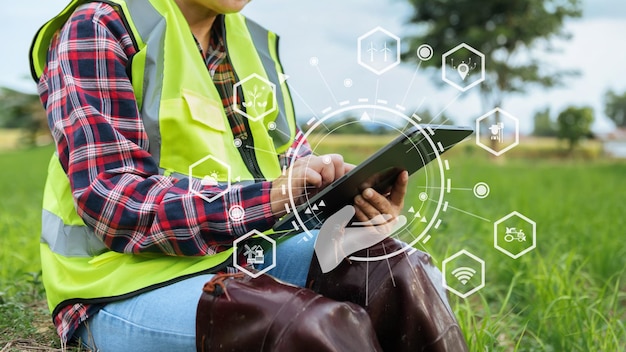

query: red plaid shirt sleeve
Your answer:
[38,3,310,259]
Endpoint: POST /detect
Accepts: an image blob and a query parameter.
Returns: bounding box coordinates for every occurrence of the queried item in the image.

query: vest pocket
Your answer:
[159,92,231,179]
[182,89,226,132]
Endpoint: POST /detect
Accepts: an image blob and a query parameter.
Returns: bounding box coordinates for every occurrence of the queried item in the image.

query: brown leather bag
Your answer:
[306,238,469,352]
[196,272,383,352]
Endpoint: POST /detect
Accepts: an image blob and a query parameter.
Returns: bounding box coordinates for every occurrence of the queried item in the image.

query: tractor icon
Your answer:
[504,227,526,242]
[494,211,536,259]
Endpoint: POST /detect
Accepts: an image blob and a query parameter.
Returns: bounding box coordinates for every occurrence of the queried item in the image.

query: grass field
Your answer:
[0,130,22,151]
[0,145,58,350]
[1,138,625,351]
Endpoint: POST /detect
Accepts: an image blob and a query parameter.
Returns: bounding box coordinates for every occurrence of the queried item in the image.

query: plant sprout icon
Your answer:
[242,84,269,109]
[449,57,478,80]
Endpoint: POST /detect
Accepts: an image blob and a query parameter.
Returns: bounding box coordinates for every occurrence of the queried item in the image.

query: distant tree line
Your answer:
[0,87,48,147]
[531,89,626,151]
[532,105,594,150]
[3,83,626,153]
[604,89,626,128]
[300,109,454,135]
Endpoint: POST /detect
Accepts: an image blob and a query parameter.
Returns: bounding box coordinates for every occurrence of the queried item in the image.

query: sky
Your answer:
[2,0,626,134]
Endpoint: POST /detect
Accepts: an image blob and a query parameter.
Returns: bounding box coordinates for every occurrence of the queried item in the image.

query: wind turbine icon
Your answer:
[367,41,378,62]
[381,42,392,62]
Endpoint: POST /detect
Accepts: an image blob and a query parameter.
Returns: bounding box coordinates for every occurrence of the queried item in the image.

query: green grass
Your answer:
[423,155,626,351]
[1,140,625,351]
[0,146,52,289]
[0,145,59,349]
[420,155,626,351]
[305,136,626,351]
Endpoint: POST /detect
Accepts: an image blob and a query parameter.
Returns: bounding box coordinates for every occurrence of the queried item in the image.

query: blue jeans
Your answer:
[75,232,316,352]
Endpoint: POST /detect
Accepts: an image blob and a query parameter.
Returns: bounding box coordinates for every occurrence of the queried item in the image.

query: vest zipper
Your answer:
[237,123,266,181]
[220,16,266,182]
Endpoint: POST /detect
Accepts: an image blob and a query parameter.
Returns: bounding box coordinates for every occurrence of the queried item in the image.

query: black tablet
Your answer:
[272,124,473,234]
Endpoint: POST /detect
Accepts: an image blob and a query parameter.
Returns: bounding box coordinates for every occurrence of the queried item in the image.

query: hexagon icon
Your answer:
[442,249,485,299]
[233,229,276,278]
[233,73,277,122]
[441,43,485,92]
[188,154,231,203]
[494,211,536,259]
[357,27,401,75]
[476,107,519,156]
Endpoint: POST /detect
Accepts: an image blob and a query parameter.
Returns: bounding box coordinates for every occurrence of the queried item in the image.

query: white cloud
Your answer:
[244,1,624,133]
[2,0,623,132]
[0,0,67,92]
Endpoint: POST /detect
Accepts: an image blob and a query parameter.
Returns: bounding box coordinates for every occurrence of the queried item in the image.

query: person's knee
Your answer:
[196,272,382,351]
[274,299,381,351]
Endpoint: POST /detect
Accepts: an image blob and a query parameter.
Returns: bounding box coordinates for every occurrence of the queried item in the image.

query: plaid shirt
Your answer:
[37,3,310,343]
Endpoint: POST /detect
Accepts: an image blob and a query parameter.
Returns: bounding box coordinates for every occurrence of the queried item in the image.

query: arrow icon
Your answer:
[279,73,289,84]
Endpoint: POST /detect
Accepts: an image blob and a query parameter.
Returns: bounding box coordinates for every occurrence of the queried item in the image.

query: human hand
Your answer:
[270,154,351,218]
[316,204,408,273]
[353,170,408,223]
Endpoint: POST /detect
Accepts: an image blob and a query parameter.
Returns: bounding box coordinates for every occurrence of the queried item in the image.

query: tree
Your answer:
[604,89,626,128]
[556,106,593,152]
[0,87,48,147]
[402,0,582,111]
[532,107,557,137]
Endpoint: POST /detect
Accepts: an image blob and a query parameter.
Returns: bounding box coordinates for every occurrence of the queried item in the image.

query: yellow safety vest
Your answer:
[30,0,296,316]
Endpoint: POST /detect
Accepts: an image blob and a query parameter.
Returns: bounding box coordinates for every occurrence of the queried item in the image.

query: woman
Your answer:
[30,0,465,351]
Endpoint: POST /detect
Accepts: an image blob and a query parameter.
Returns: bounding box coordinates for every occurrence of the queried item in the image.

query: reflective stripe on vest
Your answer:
[31,0,296,313]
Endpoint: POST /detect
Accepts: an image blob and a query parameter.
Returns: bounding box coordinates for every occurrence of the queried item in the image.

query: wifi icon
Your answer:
[451,267,476,285]
[442,250,485,298]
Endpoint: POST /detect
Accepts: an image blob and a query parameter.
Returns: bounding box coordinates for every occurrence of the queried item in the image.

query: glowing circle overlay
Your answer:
[473,182,490,199]
[417,44,434,61]
[286,104,447,261]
